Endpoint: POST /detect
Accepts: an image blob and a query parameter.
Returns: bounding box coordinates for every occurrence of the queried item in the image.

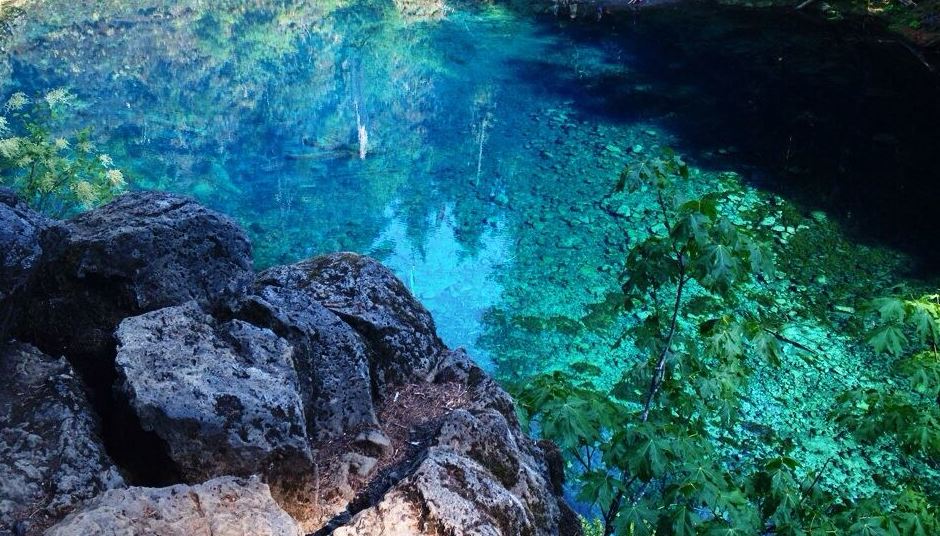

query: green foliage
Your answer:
[834,294,940,460]
[517,150,940,534]
[0,89,125,216]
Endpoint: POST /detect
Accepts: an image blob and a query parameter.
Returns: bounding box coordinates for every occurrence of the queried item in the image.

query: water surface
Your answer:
[3,0,939,498]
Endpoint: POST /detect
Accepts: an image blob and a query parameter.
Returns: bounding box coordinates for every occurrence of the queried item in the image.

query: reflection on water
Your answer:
[3,0,938,361]
[3,1,940,495]
[372,204,510,367]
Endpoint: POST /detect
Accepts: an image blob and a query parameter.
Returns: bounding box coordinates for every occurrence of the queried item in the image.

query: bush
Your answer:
[0,88,125,217]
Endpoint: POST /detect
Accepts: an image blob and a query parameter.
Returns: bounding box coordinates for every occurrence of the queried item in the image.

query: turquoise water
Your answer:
[3,0,940,500]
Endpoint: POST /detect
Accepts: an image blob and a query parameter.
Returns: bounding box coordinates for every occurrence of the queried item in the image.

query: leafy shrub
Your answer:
[0,89,125,216]
[516,150,940,534]
[834,294,940,459]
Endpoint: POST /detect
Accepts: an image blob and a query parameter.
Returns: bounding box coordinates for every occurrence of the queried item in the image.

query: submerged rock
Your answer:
[257,253,446,397]
[114,301,311,482]
[0,342,123,535]
[16,192,253,363]
[46,476,302,536]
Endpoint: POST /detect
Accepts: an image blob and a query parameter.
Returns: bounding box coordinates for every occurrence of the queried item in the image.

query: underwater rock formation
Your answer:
[0,191,578,535]
[0,342,123,535]
[45,476,303,536]
[13,192,253,363]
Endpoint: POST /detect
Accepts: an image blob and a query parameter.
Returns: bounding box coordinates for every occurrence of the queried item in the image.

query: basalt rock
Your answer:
[45,476,303,536]
[0,342,123,535]
[15,192,252,364]
[6,194,578,536]
[332,409,566,536]
[235,281,379,440]
[0,189,65,343]
[256,253,446,397]
[114,301,312,482]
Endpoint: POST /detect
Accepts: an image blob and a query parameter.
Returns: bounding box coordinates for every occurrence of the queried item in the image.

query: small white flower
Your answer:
[0,138,21,159]
[98,154,113,167]
[106,169,125,188]
[77,140,94,153]
[72,180,97,206]
[44,88,75,108]
[4,92,28,112]
[54,137,69,150]
[0,137,21,159]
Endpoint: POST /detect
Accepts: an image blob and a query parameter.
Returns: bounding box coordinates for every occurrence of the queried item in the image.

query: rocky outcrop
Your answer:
[46,476,303,536]
[333,409,562,536]
[14,192,253,362]
[114,301,312,482]
[236,278,379,440]
[0,342,123,535]
[2,192,577,536]
[257,254,446,396]
[0,189,64,342]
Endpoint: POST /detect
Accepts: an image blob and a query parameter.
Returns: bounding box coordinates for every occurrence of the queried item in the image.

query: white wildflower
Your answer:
[77,140,94,153]
[0,137,21,159]
[5,92,28,112]
[54,137,69,150]
[98,154,113,167]
[72,180,97,206]
[39,172,56,193]
[44,88,75,108]
[106,169,125,188]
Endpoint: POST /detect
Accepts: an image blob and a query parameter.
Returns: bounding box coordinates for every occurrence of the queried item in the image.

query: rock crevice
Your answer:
[0,190,580,536]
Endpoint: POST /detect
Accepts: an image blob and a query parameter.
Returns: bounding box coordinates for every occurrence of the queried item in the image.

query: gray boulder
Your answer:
[114,301,311,482]
[0,189,64,342]
[45,476,303,536]
[236,282,378,440]
[16,192,252,362]
[256,253,445,397]
[0,342,123,535]
[333,409,565,536]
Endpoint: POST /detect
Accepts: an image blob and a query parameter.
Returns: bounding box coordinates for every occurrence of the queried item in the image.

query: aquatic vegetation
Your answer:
[0,89,125,216]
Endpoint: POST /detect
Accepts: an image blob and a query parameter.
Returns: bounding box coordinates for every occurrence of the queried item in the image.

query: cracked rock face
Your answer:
[46,476,303,536]
[257,253,445,396]
[0,342,123,535]
[236,281,379,440]
[115,301,312,482]
[15,192,253,362]
[333,409,562,536]
[0,188,64,342]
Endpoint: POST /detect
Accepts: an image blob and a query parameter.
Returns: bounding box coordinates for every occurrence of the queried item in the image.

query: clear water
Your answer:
[3,0,940,498]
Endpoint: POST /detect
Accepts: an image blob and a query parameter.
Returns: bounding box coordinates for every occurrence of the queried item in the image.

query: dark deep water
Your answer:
[2,0,939,495]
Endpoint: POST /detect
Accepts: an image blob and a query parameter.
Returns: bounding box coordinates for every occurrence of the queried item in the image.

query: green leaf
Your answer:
[868,324,908,356]
[872,297,907,323]
[701,243,739,289]
[614,500,657,536]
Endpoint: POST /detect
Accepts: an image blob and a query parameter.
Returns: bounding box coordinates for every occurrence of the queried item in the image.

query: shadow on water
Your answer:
[512,5,940,272]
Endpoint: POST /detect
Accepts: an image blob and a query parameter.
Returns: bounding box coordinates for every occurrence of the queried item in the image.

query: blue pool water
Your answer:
[3,2,940,496]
